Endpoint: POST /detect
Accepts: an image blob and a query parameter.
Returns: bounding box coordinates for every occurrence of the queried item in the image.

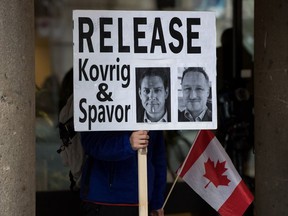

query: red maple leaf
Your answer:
[203,158,230,188]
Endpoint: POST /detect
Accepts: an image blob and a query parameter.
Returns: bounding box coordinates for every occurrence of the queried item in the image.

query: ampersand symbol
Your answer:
[96,83,113,102]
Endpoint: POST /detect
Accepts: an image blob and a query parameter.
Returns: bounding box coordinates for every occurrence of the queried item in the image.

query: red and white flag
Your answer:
[177,130,254,216]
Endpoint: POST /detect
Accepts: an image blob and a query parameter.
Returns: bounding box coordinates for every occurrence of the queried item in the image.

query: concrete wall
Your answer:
[254,0,288,215]
[0,1,35,215]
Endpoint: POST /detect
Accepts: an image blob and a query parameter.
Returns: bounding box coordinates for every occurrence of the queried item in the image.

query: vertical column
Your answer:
[0,1,35,216]
[254,0,288,215]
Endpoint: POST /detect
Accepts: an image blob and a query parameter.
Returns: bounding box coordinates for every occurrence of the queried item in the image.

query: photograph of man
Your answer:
[178,67,212,122]
[136,67,171,123]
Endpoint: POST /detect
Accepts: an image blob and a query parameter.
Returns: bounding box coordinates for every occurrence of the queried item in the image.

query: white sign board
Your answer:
[73,10,217,131]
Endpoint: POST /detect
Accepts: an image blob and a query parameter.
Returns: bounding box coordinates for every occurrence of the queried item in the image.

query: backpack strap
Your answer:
[69,170,76,191]
[57,117,77,153]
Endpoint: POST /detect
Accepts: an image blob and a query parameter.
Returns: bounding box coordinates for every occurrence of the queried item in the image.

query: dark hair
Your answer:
[138,67,169,89]
[181,67,209,84]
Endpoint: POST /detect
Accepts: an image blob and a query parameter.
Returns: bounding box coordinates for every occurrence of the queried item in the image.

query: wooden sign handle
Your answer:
[138,147,148,216]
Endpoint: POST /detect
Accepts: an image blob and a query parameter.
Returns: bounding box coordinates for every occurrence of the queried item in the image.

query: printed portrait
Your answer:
[178,67,212,122]
[136,67,171,123]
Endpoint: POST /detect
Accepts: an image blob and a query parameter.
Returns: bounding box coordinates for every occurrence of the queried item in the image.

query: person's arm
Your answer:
[81,130,149,161]
[81,131,135,161]
[149,131,167,213]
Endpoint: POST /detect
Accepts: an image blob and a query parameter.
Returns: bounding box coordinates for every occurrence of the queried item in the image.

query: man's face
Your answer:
[181,71,210,116]
[139,75,168,117]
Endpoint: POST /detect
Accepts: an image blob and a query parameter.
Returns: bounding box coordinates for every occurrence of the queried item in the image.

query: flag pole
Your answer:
[161,174,180,209]
[161,130,201,210]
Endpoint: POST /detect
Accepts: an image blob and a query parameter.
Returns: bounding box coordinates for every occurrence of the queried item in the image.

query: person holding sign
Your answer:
[80,130,166,216]
[178,67,212,122]
[136,67,171,123]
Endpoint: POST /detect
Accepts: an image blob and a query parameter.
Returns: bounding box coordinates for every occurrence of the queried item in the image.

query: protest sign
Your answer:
[73,10,217,131]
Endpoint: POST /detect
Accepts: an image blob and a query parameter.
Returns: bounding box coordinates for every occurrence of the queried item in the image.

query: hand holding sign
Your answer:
[129,130,149,151]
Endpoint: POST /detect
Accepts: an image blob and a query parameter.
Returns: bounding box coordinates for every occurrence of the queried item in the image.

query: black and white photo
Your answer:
[136,67,171,123]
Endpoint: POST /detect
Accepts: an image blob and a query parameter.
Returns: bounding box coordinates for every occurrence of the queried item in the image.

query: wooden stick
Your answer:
[138,147,148,216]
[161,174,180,209]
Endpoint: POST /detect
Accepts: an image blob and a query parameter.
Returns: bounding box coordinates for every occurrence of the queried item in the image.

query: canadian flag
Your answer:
[177,130,254,216]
